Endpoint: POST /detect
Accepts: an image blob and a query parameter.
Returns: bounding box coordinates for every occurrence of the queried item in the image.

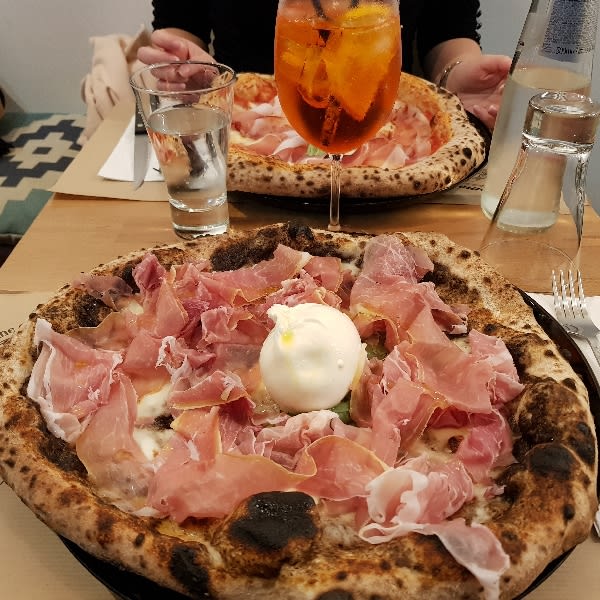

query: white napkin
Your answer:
[98,116,163,182]
[528,292,600,381]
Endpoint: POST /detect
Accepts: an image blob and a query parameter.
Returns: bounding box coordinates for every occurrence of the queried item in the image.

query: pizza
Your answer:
[226,73,487,199]
[0,223,597,600]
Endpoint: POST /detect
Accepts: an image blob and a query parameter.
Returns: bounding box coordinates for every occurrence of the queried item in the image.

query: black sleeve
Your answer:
[151,0,211,46]
[416,0,482,64]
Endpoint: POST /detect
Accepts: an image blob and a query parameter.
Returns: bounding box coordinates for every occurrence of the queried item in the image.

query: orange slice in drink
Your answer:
[297,45,331,109]
[322,4,400,122]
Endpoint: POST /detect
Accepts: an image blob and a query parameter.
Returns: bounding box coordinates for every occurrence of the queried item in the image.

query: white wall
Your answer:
[0,0,153,113]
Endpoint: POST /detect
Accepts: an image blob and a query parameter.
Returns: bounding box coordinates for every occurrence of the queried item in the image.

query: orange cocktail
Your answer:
[275,1,401,155]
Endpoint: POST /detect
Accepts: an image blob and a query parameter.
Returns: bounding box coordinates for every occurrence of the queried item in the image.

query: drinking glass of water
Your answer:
[130,62,236,238]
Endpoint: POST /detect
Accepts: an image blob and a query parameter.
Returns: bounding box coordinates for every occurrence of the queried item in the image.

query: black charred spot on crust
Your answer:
[133,532,145,547]
[3,458,15,468]
[74,295,113,328]
[563,503,575,521]
[516,380,596,466]
[57,487,87,508]
[424,263,479,306]
[35,293,111,333]
[379,559,392,571]
[216,491,318,577]
[317,591,354,600]
[168,545,211,595]
[497,526,526,561]
[209,224,364,272]
[569,421,596,466]
[335,571,349,580]
[117,264,140,293]
[229,491,317,551]
[39,434,86,476]
[496,466,526,502]
[527,443,575,481]
[462,147,473,159]
[96,513,117,548]
[151,247,191,271]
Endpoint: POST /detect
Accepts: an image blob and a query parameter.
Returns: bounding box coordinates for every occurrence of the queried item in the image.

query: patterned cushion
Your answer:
[0,113,84,241]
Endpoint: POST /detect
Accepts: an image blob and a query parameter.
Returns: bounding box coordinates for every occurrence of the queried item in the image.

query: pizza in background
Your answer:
[0,223,596,600]
[226,73,487,199]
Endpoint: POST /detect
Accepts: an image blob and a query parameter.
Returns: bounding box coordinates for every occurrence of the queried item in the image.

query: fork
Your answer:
[552,270,600,366]
[551,269,600,536]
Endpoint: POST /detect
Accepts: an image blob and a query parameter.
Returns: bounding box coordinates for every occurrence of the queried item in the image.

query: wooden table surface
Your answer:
[2,191,600,295]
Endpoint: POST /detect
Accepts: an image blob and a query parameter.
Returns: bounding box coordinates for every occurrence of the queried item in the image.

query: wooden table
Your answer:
[3,192,600,294]
[0,190,599,599]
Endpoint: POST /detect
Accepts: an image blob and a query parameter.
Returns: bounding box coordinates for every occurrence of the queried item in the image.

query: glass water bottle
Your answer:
[479,91,600,293]
[480,0,599,224]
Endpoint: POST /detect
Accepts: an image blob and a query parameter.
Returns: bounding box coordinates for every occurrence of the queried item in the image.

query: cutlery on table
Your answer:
[551,269,600,536]
[552,269,600,365]
[132,106,149,189]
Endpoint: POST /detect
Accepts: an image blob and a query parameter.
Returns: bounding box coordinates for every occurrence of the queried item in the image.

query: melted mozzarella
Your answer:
[133,427,174,461]
[137,383,172,421]
[259,303,366,413]
[122,299,144,314]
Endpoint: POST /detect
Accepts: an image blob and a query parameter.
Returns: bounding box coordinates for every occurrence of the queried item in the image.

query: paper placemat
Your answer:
[97,115,161,183]
[50,101,167,202]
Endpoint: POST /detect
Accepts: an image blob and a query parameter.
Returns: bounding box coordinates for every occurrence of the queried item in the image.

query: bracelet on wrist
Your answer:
[437,59,463,89]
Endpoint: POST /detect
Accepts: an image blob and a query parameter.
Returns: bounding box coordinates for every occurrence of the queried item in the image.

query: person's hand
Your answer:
[446,55,511,131]
[137,29,216,91]
[137,29,214,66]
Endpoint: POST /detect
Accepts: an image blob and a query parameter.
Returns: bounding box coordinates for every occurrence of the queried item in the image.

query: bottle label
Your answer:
[541,0,599,61]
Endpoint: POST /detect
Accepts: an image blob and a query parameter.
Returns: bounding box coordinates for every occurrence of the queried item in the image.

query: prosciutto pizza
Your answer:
[0,223,597,600]
[226,73,488,199]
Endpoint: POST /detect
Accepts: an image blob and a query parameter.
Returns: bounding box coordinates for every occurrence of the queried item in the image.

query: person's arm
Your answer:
[422,38,483,87]
[416,1,510,130]
[422,38,511,130]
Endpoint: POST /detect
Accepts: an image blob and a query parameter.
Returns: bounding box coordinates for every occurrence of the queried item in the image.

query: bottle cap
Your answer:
[524,91,600,145]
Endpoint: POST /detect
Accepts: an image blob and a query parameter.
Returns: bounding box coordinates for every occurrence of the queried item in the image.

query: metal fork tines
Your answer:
[552,270,600,537]
[552,269,600,366]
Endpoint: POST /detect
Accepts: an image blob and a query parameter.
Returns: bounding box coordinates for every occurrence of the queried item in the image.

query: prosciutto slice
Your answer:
[350,235,467,345]
[198,244,311,305]
[423,519,510,600]
[147,408,311,521]
[27,318,122,442]
[76,373,153,506]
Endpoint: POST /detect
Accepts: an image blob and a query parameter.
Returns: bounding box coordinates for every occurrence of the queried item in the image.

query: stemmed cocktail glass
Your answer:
[275,0,401,230]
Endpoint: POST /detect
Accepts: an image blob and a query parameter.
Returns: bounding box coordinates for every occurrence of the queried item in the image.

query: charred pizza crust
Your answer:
[227,73,487,199]
[0,223,597,600]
